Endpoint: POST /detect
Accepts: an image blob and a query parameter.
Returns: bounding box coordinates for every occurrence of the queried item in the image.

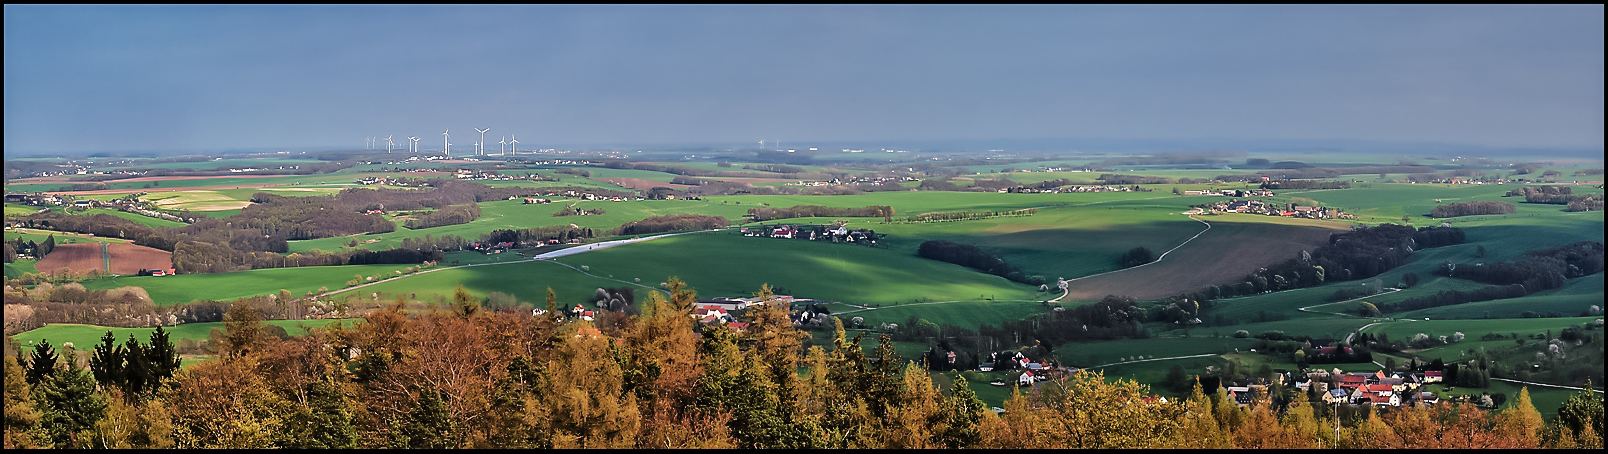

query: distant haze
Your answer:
[4,4,1603,156]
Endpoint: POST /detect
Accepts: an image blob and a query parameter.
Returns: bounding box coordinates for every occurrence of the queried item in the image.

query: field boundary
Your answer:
[1049,214,1211,302]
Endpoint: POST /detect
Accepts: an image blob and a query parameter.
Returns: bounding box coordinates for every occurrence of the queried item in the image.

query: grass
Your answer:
[286,198,753,254]
[4,203,44,217]
[556,232,1038,307]
[4,227,131,245]
[57,207,187,228]
[9,319,360,355]
[79,263,422,305]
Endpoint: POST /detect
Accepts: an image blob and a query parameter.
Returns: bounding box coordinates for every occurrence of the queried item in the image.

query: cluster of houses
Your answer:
[4,193,62,206]
[1183,189,1276,197]
[688,295,830,332]
[1002,185,1147,194]
[465,241,517,254]
[1185,198,1356,220]
[739,224,883,246]
[539,189,641,202]
[1299,368,1442,408]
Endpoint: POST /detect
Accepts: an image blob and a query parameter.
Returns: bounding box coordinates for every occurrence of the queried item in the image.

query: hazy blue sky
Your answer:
[4,4,1603,155]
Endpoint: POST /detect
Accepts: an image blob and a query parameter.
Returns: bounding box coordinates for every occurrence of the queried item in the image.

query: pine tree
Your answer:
[1554,379,1604,448]
[88,331,126,391]
[35,348,106,448]
[120,335,151,399]
[935,373,986,448]
[24,340,57,387]
[1179,379,1230,448]
[1499,387,1544,447]
[145,326,181,386]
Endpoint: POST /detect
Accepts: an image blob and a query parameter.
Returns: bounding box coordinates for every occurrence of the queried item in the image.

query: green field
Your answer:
[556,232,1038,306]
[4,203,44,217]
[58,207,186,228]
[80,263,421,305]
[287,198,753,254]
[11,319,360,354]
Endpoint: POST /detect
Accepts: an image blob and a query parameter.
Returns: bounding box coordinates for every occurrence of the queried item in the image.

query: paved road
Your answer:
[1491,377,1604,393]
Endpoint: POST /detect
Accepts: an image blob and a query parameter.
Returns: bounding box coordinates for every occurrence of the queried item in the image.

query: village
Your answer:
[739,223,885,247]
[1185,197,1357,220]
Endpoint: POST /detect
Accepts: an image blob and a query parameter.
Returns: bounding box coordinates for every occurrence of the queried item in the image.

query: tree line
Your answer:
[1374,241,1603,313]
[1258,179,1352,190]
[746,205,894,222]
[4,279,1601,449]
[1430,201,1517,218]
[916,240,1043,286]
[402,203,481,230]
[1199,225,1463,302]
[611,214,729,236]
[890,208,1035,224]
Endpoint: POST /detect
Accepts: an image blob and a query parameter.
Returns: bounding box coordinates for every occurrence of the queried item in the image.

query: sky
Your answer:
[4,4,1603,155]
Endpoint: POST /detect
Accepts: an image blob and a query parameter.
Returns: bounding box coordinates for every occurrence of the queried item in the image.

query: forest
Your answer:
[402,203,481,230]
[744,205,893,222]
[612,214,729,236]
[4,280,1599,449]
[916,240,1042,285]
[1431,201,1518,218]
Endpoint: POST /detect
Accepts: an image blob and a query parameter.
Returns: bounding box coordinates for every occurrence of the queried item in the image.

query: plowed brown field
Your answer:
[33,242,173,275]
[34,243,103,274]
[1061,218,1343,301]
[106,243,174,275]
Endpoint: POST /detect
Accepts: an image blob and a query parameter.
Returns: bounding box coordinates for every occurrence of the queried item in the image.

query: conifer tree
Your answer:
[145,326,182,387]
[88,331,126,391]
[35,348,106,449]
[24,340,57,387]
[1499,386,1543,447]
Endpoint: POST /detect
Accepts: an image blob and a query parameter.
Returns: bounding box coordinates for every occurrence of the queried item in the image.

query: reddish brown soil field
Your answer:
[106,243,174,275]
[34,243,104,275]
[1062,219,1343,301]
[597,178,694,191]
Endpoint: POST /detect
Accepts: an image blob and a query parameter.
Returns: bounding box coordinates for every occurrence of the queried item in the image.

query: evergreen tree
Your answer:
[24,340,57,387]
[35,348,106,448]
[145,326,182,386]
[935,373,986,448]
[1554,380,1604,448]
[88,331,126,391]
[120,335,151,399]
[41,234,55,257]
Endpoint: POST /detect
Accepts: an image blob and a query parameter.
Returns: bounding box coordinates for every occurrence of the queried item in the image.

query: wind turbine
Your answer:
[475,128,490,156]
[408,136,421,153]
[443,129,450,158]
[509,135,519,155]
[499,136,506,156]
[385,135,394,153]
[759,139,765,149]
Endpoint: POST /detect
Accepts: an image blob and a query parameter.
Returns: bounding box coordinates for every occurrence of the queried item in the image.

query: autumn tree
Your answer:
[166,356,288,448]
[222,301,270,358]
[3,355,45,448]
[89,388,175,449]
[1031,370,1184,448]
[544,321,640,448]
[1177,379,1231,448]
[1550,380,1604,448]
[1497,387,1543,447]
